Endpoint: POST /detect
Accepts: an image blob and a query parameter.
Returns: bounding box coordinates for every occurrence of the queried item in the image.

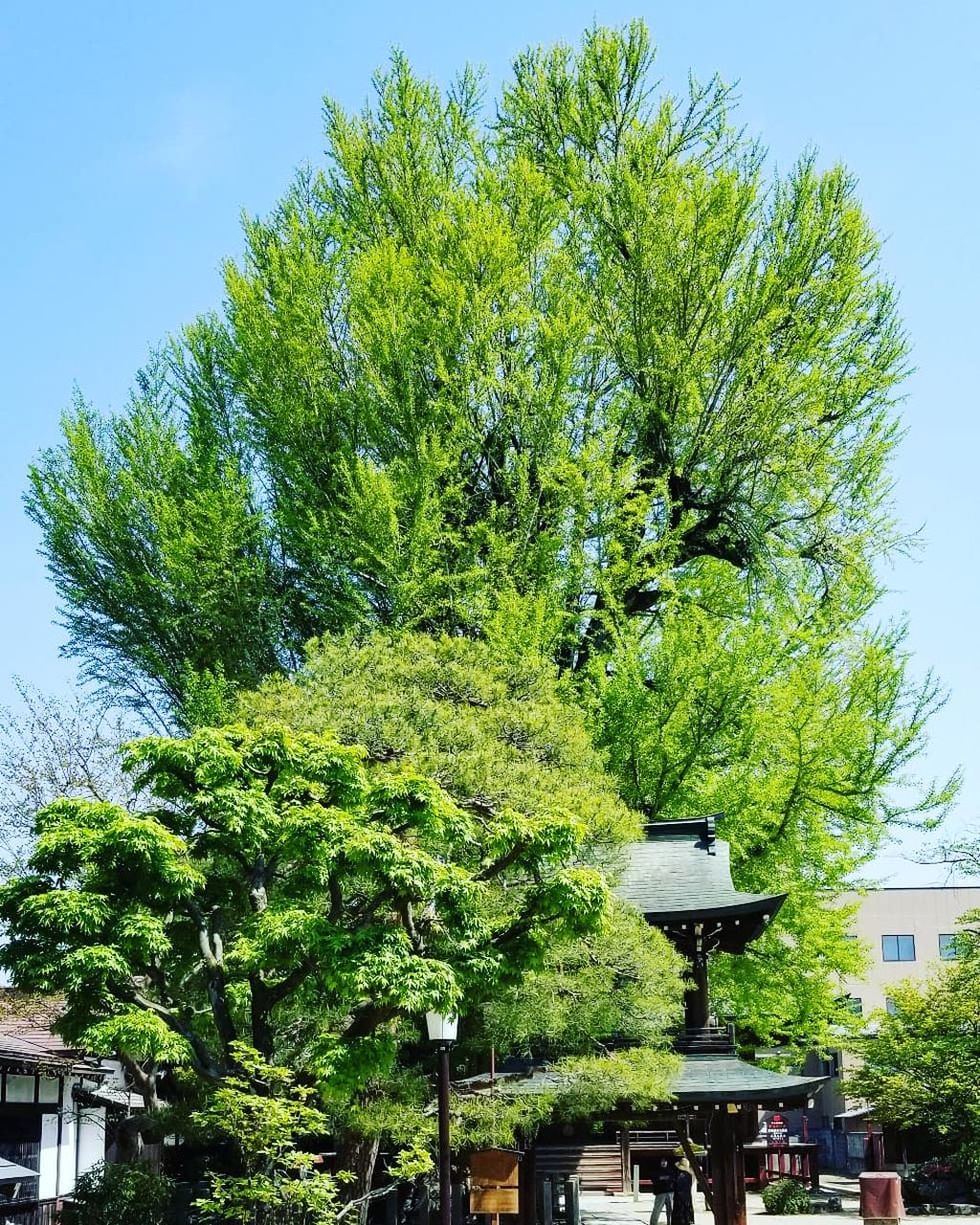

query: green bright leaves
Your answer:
[0,720,607,1094]
[848,940,980,1179]
[19,19,953,1065]
[29,22,909,716]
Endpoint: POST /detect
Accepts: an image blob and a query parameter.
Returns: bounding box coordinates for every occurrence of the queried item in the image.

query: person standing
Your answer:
[650,1157,675,1225]
[670,1158,695,1225]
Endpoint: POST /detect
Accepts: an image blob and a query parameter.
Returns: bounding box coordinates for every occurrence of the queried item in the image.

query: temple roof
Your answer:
[454,1054,824,1109]
[614,816,785,951]
[672,1054,825,1106]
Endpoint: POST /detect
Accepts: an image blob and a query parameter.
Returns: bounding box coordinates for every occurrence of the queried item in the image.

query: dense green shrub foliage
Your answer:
[761,1178,812,1215]
[848,939,980,1181]
[59,1162,172,1225]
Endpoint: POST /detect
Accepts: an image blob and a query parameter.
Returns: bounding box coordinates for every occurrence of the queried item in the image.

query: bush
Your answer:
[902,1161,974,1206]
[761,1178,812,1215]
[59,1162,173,1225]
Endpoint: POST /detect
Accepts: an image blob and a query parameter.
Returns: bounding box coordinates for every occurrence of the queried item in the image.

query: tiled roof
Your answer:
[614,818,785,934]
[0,991,81,1070]
[671,1054,825,1106]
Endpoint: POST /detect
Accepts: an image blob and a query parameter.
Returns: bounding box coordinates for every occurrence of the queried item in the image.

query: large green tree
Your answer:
[0,636,684,1206]
[0,720,610,1178]
[29,23,908,707]
[24,23,953,1048]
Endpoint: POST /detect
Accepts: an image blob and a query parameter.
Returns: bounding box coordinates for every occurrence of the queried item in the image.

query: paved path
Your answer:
[579,1178,968,1225]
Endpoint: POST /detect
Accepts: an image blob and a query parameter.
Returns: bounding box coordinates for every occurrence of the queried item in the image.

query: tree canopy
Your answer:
[0,636,685,1206]
[30,21,908,712]
[22,21,954,1052]
[0,721,606,1112]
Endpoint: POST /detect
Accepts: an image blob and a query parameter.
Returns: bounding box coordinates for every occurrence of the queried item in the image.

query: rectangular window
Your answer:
[885,998,899,1016]
[939,933,962,961]
[882,934,915,962]
[839,996,862,1016]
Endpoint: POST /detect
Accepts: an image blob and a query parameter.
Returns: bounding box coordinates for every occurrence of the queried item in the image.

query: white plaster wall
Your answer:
[57,1102,77,1198]
[75,1107,106,1183]
[39,1113,59,1200]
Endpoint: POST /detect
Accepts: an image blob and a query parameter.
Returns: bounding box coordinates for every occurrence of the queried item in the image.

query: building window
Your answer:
[885,998,899,1015]
[821,1053,841,1077]
[839,996,862,1016]
[882,934,915,962]
[939,933,962,961]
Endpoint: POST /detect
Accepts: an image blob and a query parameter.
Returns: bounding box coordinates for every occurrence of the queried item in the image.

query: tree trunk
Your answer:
[338,1133,382,1225]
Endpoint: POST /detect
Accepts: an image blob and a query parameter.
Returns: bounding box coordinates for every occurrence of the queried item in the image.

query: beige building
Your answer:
[840,885,980,1016]
[801,885,980,1171]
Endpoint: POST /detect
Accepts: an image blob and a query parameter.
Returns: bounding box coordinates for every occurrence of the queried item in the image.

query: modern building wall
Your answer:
[803,885,980,1170]
[840,886,980,1016]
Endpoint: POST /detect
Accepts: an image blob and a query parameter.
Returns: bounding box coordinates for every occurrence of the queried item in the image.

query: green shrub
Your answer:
[59,1162,172,1225]
[761,1178,812,1215]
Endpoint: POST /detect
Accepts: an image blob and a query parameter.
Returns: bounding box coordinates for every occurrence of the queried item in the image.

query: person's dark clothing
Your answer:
[652,1165,675,1195]
[670,1171,695,1225]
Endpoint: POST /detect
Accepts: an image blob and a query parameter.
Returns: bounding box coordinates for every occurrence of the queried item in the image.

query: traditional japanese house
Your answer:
[0,993,120,1224]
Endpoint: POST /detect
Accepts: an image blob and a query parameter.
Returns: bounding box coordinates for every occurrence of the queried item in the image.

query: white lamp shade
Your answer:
[425,1011,458,1042]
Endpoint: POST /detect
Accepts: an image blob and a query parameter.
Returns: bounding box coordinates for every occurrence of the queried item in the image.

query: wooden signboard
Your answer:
[470,1188,520,1214]
[470,1149,520,1217]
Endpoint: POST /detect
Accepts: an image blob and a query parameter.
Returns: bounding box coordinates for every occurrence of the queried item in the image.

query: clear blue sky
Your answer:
[1,2,977,883]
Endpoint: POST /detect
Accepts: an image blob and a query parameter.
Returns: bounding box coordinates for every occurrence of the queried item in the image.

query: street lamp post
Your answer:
[426,1012,458,1225]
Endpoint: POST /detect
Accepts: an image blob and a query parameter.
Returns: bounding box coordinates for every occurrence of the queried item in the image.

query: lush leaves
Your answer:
[60,1162,173,1225]
[593,590,953,1050]
[30,22,909,716]
[0,721,607,1100]
[761,1177,812,1214]
[22,19,950,1061]
[481,903,684,1058]
[191,1046,341,1225]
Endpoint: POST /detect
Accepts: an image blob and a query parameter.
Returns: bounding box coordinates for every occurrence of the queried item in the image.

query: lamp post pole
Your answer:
[438,1043,452,1225]
[426,1012,458,1225]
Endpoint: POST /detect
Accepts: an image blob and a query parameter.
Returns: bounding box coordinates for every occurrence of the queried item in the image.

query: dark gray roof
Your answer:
[672,1055,825,1106]
[455,1055,824,1109]
[614,818,785,943]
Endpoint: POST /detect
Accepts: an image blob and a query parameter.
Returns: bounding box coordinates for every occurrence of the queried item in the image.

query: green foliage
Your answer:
[447,1045,680,1152]
[549,1047,680,1120]
[0,721,606,1102]
[241,630,639,854]
[192,1046,340,1225]
[27,380,284,720]
[593,590,954,1051]
[450,1091,556,1154]
[30,22,911,714]
[22,19,951,1057]
[59,1162,172,1225]
[481,903,684,1057]
[761,1178,812,1215]
[847,960,980,1180]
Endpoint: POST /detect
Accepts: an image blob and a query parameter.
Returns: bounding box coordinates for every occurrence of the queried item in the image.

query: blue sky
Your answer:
[1,2,977,883]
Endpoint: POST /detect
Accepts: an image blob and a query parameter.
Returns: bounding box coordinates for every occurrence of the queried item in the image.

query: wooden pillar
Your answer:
[541,1177,553,1225]
[619,1127,631,1194]
[520,1148,536,1225]
[710,1113,746,1225]
[684,942,710,1029]
[565,1176,581,1225]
